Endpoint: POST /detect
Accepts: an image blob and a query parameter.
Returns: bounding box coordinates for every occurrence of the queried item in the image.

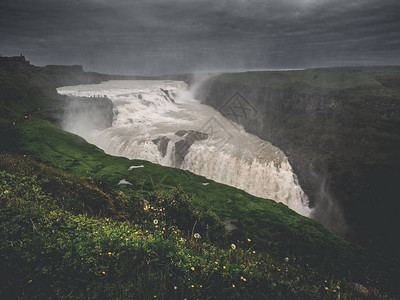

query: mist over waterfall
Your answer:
[57,80,311,216]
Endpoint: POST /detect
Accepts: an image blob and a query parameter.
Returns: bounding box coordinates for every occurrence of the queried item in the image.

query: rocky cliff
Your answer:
[195,67,400,256]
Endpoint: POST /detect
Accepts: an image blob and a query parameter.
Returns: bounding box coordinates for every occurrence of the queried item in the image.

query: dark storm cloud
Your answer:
[1,0,399,74]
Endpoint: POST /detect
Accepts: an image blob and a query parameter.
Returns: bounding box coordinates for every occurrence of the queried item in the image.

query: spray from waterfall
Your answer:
[308,166,346,235]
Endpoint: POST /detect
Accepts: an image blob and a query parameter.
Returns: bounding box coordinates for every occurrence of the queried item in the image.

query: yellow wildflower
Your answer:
[173,286,178,290]
[191,266,195,271]
[247,238,251,242]
[232,284,235,288]
[325,287,329,290]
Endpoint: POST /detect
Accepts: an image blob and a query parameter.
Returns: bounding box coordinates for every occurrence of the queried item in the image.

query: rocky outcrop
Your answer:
[152,136,170,157]
[160,88,176,103]
[174,130,208,166]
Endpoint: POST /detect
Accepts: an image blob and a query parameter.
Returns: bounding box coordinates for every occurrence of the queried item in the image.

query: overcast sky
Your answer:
[1,0,399,75]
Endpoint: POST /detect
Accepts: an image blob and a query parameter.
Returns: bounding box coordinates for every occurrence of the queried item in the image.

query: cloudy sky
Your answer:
[1,0,399,75]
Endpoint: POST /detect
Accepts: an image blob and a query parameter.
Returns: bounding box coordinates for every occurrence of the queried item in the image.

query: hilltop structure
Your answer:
[0,54,31,66]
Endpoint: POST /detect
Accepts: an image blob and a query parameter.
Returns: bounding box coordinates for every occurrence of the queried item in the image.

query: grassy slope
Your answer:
[0,64,59,127]
[3,153,380,299]
[216,67,383,92]
[1,119,354,257]
[2,123,398,299]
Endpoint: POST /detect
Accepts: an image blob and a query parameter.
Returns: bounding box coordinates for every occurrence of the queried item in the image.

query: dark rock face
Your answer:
[160,88,175,103]
[151,130,209,164]
[175,130,209,140]
[152,136,170,157]
[174,130,208,166]
[194,68,400,256]
[175,130,187,137]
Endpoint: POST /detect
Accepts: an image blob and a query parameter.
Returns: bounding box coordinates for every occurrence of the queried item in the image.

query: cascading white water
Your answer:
[57,80,311,216]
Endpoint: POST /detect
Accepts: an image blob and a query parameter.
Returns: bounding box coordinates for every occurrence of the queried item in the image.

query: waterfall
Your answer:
[57,80,311,216]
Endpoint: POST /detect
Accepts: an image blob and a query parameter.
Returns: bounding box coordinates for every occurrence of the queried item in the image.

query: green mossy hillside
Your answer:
[1,120,399,298]
[1,119,358,259]
[1,153,397,299]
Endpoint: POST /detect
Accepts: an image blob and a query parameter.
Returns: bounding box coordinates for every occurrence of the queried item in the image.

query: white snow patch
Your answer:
[128,165,144,170]
[118,179,132,185]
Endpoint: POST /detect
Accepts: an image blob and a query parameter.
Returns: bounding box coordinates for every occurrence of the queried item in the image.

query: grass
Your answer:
[1,153,397,299]
[216,67,384,94]
[2,119,399,298]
